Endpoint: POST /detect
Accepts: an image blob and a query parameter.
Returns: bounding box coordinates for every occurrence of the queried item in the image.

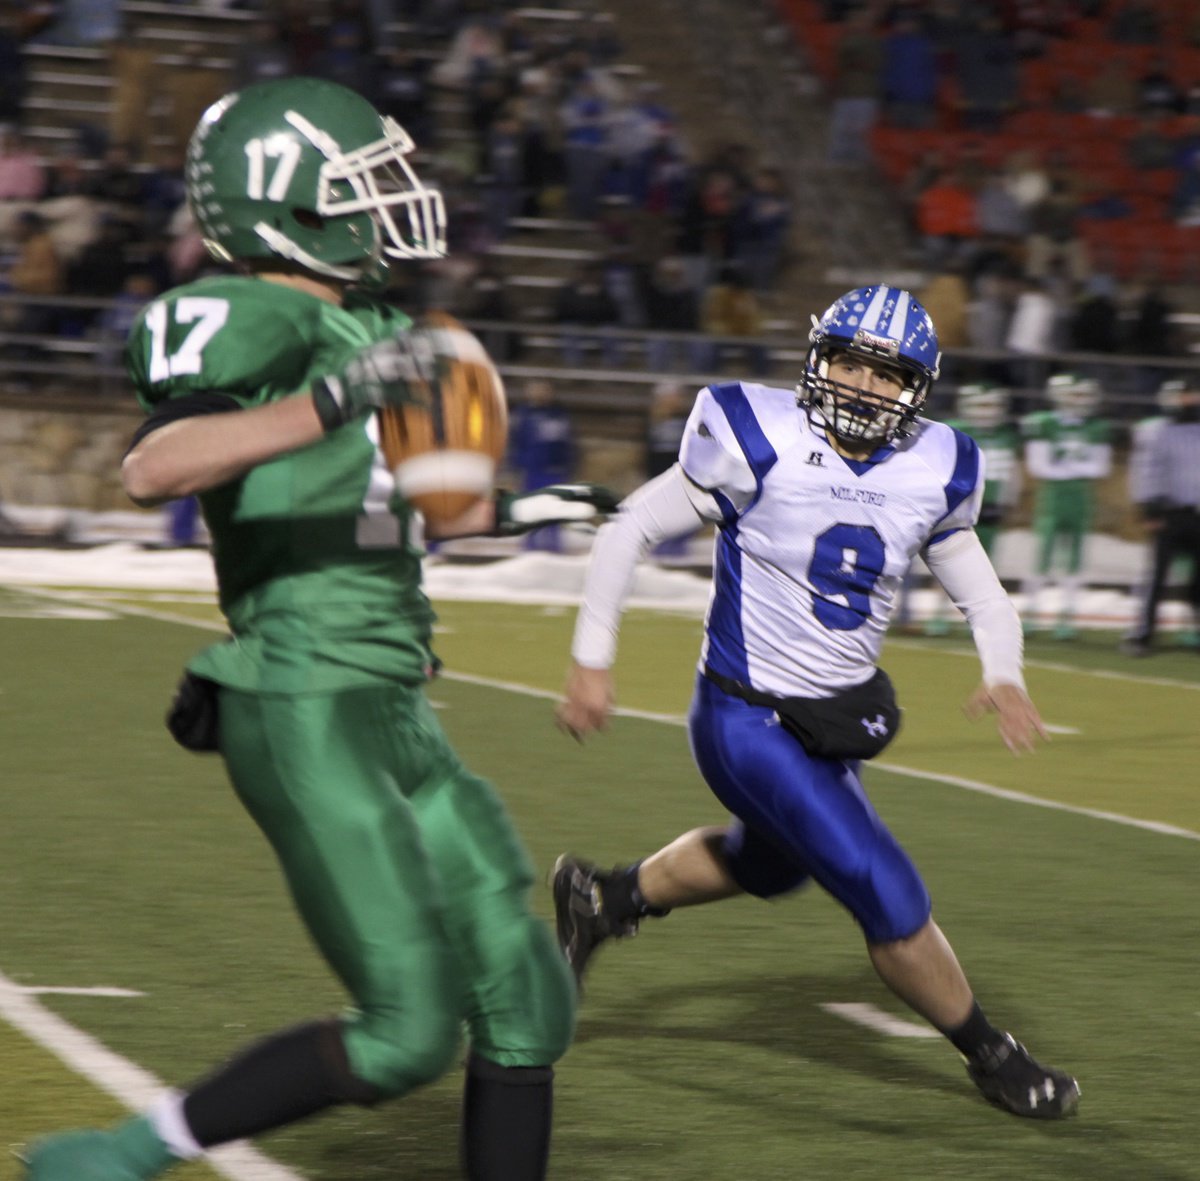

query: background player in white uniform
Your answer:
[552,285,1080,1120]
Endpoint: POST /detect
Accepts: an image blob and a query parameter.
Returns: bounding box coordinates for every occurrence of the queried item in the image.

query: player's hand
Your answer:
[311,329,434,432]
[555,662,614,743]
[495,484,621,536]
[963,680,1048,755]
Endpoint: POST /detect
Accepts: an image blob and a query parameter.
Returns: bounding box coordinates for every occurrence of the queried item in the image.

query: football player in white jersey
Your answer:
[552,285,1080,1120]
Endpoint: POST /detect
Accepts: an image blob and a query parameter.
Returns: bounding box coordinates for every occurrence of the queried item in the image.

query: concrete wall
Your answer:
[0,395,142,513]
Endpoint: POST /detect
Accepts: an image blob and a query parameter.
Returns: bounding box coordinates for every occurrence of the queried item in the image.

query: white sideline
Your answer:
[0,970,304,1180]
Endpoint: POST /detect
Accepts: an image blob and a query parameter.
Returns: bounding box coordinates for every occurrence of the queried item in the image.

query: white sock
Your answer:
[147,1091,204,1160]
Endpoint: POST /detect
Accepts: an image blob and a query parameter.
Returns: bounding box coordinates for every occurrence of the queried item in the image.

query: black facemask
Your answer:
[1176,404,1200,423]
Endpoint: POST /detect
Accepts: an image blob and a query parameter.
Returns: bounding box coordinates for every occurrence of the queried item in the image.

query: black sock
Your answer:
[460,1051,554,1181]
[600,861,670,924]
[944,1000,1005,1062]
[183,1020,382,1147]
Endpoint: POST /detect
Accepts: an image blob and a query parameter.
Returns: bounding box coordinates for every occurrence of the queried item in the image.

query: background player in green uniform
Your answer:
[925,383,1021,635]
[22,77,614,1181]
[1020,374,1113,640]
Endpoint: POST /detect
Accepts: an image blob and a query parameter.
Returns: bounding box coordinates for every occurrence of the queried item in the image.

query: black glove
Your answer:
[494,483,621,536]
[311,329,435,432]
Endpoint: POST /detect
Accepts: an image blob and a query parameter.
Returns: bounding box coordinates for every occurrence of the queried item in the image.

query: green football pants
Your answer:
[1033,481,1094,575]
[217,684,575,1096]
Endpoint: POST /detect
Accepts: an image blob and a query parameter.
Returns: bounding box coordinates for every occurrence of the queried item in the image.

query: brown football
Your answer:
[377,312,508,526]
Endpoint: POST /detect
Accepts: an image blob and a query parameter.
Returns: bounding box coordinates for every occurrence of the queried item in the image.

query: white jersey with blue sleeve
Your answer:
[681,381,984,697]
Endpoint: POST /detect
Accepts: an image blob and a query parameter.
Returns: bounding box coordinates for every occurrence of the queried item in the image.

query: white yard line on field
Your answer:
[15,588,1200,844]
[0,970,304,1180]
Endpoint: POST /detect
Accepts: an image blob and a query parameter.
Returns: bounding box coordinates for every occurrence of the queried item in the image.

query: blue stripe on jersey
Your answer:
[710,382,778,506]
[928,525,965,547]
[704,530,750,681]
[943,429,980,518]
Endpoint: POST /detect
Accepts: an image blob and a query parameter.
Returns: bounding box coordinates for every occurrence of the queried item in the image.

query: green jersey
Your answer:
[1021,410,1113,484]
[126,274,435,693]
[944,419,1020,509]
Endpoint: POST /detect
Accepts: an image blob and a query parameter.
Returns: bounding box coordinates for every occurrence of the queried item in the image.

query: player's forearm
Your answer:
[924,529,1025,689]
[122,393,326,505]
[571,466,704,668]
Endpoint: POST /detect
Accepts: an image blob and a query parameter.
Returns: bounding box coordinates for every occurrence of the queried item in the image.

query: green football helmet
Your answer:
[956,382,1009,430]
[185,76,446,283]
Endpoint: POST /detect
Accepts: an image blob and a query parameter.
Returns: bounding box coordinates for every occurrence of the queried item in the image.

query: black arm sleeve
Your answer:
[126,391,243,455]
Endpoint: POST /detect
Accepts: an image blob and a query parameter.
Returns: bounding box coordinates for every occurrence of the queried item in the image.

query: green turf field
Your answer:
[1,583,1198,1180]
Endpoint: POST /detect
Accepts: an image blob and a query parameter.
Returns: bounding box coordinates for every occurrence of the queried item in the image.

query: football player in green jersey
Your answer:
[925,383,1021,635]
[1019,374,1113,639]
[21,77,614,1181]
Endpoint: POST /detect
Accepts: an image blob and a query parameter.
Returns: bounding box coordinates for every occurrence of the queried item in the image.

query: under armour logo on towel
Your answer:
[806,451,824,466]
[861,714,889,739]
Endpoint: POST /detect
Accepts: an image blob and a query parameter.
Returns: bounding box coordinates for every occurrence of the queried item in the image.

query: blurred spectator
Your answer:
[824,6,882,165]
[433,17,505,92]
[43,142,96,199]
[554,257,620,367]
[312,20,380,97]
[1085,57,1136,118]
[510,69,567,218]
[68,213,134,301]
[974,164,1029,245]
[1001,148,1051,213]
[732,167,792,294]
[375,45,433,146]
[645,380,693,480]
[645,380,698,558]
[953,9,1020,132]
[642,255,704,372]
[139,146,188,238]
[1126,110,1177,170]
[36,0,119,45]
[700,262,768,376]
[966,270,1016,379]
[91,140,144,212]
[604,81,673,207]
[674,165,740,291]
[560,72,610,220]
[0,9,30,125]
[917,261,970,350]
[230,17,296,89]
[1121,380,1200,656]
[1123,277,1179,394]
[1006,272,1061,390]
[881,11,939,129]
[94,270,157,368]
[461,257,520,362]
[481,104,527,236]
[1024,157,1088,281]
[1068,273,1120,352]
[1124,278,1178,357]
[601,243,646,331]
[1107,0,1163,45]
[0,210,65,335]
[913,161,977,267]
[1136,54,1183,117]
[507,377,576,552]
[0,126,47,200]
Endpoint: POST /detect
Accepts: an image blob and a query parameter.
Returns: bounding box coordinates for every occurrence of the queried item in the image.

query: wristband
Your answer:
[311,376,347,433]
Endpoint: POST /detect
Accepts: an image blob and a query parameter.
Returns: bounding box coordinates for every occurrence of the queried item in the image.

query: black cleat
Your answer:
[551,854,638,990]
[966,1033,1081,1119]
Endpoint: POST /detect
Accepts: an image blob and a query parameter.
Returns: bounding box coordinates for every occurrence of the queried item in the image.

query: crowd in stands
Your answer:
[792,0,1200,279]
[0,0,796,380]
